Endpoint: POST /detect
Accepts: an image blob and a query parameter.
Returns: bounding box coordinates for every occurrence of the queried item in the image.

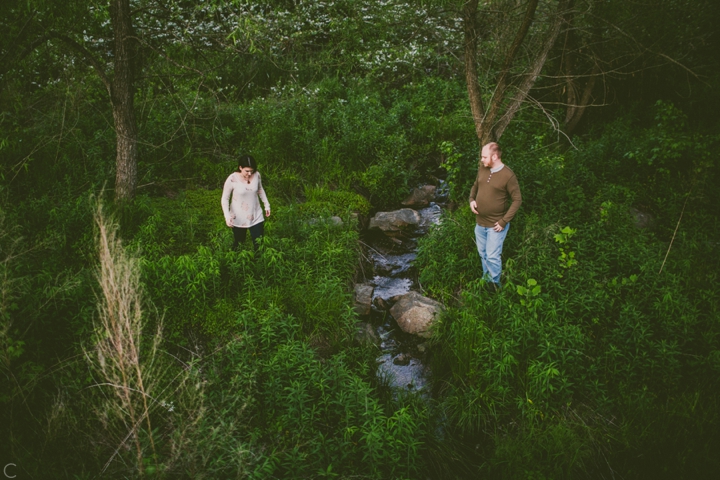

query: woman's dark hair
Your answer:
[237,155,258,172]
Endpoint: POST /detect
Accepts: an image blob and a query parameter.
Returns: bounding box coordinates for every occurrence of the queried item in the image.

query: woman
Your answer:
[221,155,271,249]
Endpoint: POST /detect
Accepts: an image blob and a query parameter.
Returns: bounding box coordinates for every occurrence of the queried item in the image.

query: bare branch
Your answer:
[0,12,36,67]
[46,32,112,95]
[594,13,707,85]
[485,0,540,133]
[494,0,570,140]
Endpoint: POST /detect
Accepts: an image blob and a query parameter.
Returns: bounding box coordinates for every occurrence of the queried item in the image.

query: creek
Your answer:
[357,183,447,396]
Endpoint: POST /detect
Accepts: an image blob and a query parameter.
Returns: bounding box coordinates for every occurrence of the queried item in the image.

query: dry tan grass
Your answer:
[91,201,160,475]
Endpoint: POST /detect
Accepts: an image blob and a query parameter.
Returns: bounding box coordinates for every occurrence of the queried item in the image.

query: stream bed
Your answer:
[358,189,446,396]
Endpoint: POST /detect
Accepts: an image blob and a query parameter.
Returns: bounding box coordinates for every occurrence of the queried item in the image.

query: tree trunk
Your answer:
[462,0,569,146]
[111,0,138,202]
[564,63,598,135]
[559,1,597,136]
[482,0,539,142]
[492,0,569,140]
[462,0,486,144]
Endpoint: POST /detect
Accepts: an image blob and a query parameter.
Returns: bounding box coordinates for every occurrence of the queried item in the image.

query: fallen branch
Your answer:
[659,189,692,275]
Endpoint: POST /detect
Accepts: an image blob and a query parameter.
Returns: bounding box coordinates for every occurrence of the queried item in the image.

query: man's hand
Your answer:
[470,200,478,214]
[493,222,504,232]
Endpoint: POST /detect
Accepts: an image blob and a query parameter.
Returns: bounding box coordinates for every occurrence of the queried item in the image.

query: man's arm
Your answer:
[469,172,480,213]
[499,173,522,227]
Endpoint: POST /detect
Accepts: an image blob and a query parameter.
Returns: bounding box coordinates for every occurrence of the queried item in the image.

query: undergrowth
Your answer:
[415,105,720,478]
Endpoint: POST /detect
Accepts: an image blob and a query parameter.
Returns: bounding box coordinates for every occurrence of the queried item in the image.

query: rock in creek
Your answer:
[368,208,421,234]
[401,185,437,207]
[393,353,411,366]
[354,283,374,316]
[389,291,445,338]
[370,252,417,276]
[373,296,392,310]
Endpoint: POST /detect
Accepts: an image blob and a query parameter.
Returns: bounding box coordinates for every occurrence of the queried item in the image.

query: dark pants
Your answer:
[233,222,264,250]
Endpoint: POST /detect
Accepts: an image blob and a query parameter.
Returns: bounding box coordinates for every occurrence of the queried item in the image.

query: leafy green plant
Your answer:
[553,226,578,274]
[516,278,542,311]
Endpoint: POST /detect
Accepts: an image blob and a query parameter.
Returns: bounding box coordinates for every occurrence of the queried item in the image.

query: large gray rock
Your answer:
[354,283,374,316]
[368,209,421,233]
[389,291,444,338]
[401,185,437,207]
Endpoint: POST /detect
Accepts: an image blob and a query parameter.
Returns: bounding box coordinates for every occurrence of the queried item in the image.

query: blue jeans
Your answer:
[474,223,510,285]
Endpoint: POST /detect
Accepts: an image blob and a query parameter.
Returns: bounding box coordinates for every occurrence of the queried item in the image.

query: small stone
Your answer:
[373,296,391,310]
[354,284,374,316]
[393,353,411,366]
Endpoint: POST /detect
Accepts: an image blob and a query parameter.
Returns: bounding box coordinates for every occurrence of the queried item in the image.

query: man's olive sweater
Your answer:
[468,164,522,228]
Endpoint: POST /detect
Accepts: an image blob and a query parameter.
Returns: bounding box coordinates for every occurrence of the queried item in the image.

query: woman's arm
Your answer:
[221,176,235,226]
[257,172,271,216]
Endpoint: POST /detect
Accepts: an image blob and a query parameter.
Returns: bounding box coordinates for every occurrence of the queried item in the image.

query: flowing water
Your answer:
[360,187,446,396]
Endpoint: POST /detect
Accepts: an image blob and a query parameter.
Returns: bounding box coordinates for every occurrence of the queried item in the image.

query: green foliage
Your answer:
[418,112,720,477]
[553,226,578,274]
[220,304,428,479]
[439,140,478,204]
[128,75,470,212]
[124,180,379,352]
[2,0,720,473]
[416,206,480,304]
[302,185,371,217]
[359,156,414,210]
[622,100,718,186]
[120,183,429,477]
[1,179,437,477]
[516,278,542,311]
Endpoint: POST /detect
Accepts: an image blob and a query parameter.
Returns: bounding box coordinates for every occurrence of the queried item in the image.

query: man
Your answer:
[469,142,522,290]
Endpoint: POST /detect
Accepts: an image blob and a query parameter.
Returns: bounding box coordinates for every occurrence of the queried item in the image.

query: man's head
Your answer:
[480,142,502,168]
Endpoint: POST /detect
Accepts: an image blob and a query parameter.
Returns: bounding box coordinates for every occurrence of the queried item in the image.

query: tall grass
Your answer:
[87,202,219,477]
[90,201,161,474]
[0,207,25,375]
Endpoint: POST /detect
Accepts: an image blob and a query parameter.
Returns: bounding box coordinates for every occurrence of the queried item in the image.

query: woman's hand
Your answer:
[226,214,234,227]
[265,208,271,218]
